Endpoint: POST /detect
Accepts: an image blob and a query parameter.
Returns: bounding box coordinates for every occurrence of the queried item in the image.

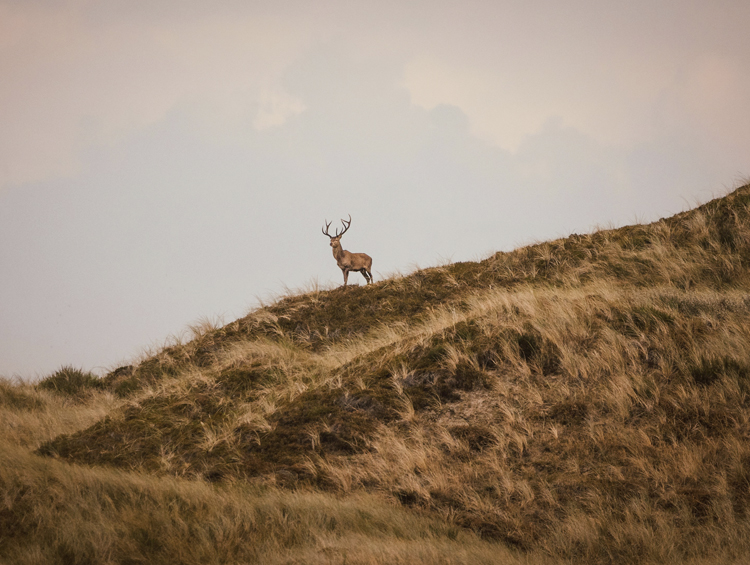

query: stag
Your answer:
[322,214,373,286]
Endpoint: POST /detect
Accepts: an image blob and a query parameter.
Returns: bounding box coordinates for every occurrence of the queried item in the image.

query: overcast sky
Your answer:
[2,0,749,379]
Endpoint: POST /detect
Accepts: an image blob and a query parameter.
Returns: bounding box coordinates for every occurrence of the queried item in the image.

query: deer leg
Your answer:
[361,269,371,284]
[342,268,349,286]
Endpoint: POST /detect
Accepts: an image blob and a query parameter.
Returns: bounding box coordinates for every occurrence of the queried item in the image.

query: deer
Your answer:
[322,214,373,286]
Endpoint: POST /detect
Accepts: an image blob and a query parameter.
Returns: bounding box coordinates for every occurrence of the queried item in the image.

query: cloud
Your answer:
[2,1,750,378]
[654,54,750,168]
[3,0,749,192]
[253,87,306,130]
[0,0,309,189]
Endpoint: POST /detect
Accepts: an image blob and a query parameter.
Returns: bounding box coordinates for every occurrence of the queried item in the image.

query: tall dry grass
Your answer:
[0,394,519,564]
[0,377,120,450]
[306,283,750,560]
[5,183,750,563]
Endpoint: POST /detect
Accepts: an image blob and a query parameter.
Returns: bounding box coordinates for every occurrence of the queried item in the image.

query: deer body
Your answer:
[323,215,373,286]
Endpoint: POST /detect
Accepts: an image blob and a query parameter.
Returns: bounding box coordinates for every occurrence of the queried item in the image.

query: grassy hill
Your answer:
[3,183,750,563]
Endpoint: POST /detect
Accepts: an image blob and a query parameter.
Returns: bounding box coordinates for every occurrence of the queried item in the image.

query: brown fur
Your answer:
[322,215,373,286]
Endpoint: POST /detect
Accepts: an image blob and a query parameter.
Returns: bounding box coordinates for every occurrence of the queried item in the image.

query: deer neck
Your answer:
[332,242,347,263]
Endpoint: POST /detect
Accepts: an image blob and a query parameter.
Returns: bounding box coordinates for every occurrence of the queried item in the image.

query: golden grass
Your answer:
[0,378,120,450]
[300,283,750,559]
[5,183,750,563]
[1,436,520,564]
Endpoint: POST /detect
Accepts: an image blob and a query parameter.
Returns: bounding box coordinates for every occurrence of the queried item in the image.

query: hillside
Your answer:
[4,183,750,564]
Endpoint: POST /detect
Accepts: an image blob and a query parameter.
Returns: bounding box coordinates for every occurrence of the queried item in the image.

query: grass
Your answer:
[37,365,104,397]
[4,182,750,563]
[1,443,519,565]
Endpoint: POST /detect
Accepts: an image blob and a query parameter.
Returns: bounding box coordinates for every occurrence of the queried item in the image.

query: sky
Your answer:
[1,0,749,380]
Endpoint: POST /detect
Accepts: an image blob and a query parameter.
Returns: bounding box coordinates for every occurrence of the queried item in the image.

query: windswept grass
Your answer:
[1,443,518,565]
[1,377,119,450]
[4,182,750,563]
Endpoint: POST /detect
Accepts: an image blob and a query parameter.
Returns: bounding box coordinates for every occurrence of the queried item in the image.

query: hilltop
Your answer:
[3,183,750,564]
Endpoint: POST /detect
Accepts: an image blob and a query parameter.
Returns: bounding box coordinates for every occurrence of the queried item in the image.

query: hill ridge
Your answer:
[30,182,750,559]
[97,182,750,395]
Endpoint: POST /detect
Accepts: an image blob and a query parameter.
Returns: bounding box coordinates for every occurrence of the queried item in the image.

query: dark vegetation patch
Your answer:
[40,360,404,480]
[448,424,496,451]
[547,400,589,426]
[514,325,561,376]
[38,382,243,478]
[451,360,492,391]
[252,387,391,469]
[37,366,104,398]
[103,356,186,397]
[728,454,750,518]
[215,366,279,399]
[366,322,505,408]
[687,356,750,387]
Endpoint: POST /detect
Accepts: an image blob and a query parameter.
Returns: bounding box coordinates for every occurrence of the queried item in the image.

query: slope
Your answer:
[31,183,750,562]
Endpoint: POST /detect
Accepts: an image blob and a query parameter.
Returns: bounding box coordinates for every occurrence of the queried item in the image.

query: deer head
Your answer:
[321,214,351,251]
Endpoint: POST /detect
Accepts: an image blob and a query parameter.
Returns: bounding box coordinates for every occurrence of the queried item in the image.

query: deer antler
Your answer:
[322,220,333,237]
[336,214,352,238]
